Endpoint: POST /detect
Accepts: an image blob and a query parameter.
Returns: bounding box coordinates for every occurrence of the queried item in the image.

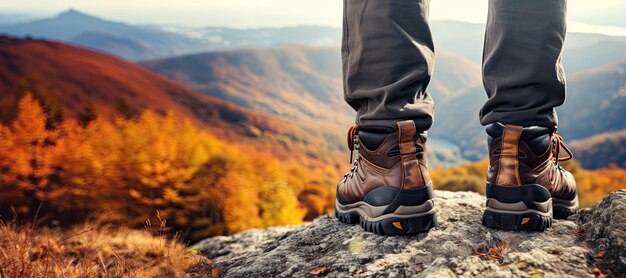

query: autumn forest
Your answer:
[0,93,333,242]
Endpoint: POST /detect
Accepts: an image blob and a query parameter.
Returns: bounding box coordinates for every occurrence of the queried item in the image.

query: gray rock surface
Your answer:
[575,189,626,276]
[193,190,626,277]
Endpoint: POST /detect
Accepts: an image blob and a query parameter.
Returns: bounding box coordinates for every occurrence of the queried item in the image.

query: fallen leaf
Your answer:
[574,228,586,237]
[309,265,328,276]
[592,267,608,278]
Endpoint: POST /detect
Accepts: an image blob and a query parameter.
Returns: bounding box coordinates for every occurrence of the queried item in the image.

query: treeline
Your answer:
[0,94,334,241]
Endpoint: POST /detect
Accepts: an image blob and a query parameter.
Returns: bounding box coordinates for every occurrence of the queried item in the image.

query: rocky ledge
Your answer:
[193,190,626,277]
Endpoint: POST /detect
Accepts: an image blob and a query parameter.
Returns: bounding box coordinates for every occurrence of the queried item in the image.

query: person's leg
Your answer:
[480,0,566,129]
[336,0,437,235]
[479,0,579,232]
[343,0,435,131]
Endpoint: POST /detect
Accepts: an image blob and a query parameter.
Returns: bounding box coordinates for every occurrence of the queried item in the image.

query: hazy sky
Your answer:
[1,0,625,29]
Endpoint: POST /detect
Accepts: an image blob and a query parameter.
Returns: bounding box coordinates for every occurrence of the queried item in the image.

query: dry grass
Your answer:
[0,219,217,277]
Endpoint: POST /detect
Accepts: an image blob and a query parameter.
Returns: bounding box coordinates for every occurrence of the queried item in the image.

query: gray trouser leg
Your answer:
[342,0,435,131]
[480,0,567,129]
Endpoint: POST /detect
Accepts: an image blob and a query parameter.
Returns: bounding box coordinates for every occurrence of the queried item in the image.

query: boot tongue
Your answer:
[486,123,553,139]
[359,127,426,152]
[358,126,395,150]
[358,130,389,150]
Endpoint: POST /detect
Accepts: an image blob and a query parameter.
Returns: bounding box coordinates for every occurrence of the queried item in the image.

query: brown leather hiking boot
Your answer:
[483,124,580,231]
[335,120,437,235]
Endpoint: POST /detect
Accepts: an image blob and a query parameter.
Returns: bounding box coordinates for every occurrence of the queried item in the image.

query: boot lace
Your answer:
[342,125,359,181]
[552,133,573,170]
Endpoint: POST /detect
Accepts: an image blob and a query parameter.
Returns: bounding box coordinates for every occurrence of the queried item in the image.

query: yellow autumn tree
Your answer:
[259,179,305,227]
[3,93,62,215]
[255,156,305,227]
[111,112,196,224]
[0,123,19,205]
[51,118,123,218]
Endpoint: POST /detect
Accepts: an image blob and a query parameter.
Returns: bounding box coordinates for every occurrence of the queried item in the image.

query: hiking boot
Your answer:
[335,120,437,235]
[482,124,580,231]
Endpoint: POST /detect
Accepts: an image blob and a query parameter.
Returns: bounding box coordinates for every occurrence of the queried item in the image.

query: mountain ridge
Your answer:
[6,9,625,68]
[141,46,483,166]
[0,9,343,61]
[141,45,350,127]
[3,9,626,168]
[0,36,345,162]
[0,10,210,60]
[141,45,626,167]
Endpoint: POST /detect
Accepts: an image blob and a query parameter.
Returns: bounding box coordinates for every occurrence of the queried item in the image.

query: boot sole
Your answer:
[482,183,554,231]
[335,210,437,235]
[335,184,437,235]
[553,195,580,219]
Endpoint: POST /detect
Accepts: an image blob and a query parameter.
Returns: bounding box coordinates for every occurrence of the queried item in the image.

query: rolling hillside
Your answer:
[141,46,352,128]
[571,130,626,169]
[141,44,626,168]
[3,9,625,168]
[558,61,626,140]
[429,59,626,167]
[0,36,344,162]
[141,47,480,124]
[142,46,482,166]
[0,36,252,128]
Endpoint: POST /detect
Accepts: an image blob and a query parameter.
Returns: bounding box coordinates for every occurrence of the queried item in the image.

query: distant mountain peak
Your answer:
[56,9,98,21]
